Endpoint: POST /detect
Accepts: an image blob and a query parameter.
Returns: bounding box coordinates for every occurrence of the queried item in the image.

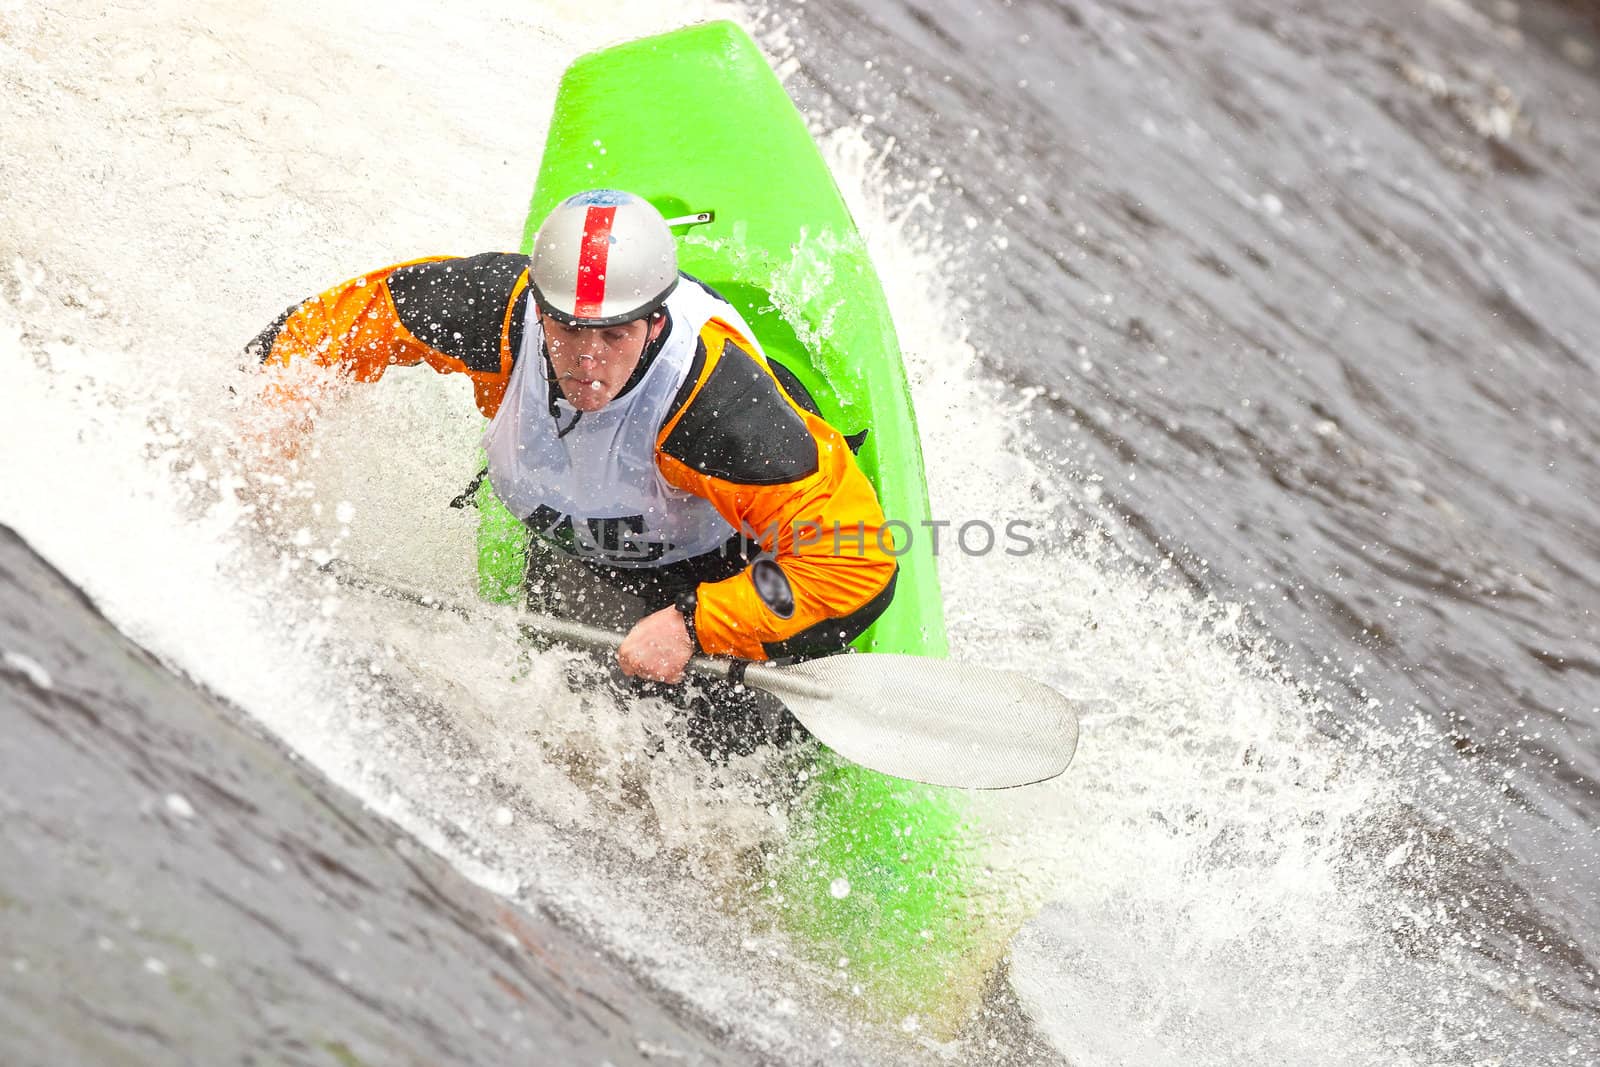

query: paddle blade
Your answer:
[744,654,1080,790]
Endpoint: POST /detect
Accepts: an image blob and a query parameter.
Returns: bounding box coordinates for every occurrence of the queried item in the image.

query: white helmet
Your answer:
[528,190,679,327]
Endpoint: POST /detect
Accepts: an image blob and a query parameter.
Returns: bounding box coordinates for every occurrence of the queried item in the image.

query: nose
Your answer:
[552,332,602,367]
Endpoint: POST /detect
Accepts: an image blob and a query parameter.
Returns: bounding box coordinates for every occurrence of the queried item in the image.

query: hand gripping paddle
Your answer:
[324,561,1080,789]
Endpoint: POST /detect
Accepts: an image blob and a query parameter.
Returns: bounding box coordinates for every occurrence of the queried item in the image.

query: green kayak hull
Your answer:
[487,21,1002,1024]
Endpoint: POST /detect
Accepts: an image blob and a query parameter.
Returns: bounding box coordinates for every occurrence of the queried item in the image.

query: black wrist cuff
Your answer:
[673,588,700,651]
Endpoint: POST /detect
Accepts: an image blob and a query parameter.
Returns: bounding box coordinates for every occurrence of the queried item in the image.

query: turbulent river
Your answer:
[3,0,1597,1064]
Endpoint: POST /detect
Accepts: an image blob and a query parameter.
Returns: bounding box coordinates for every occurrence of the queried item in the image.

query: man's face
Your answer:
[542,312,665,412]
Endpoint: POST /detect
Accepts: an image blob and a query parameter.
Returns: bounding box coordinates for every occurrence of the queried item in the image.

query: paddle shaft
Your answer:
[526,612,831,701]
[322,559,829,701]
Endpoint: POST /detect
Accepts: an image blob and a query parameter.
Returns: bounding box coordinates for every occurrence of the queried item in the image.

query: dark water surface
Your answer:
[766,0,1600,1056]
[0,526,735,1065]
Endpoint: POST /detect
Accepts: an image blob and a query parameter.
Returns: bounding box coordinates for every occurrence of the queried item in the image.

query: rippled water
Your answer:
[3,0,1598,1063]
[765,0,1600,1059]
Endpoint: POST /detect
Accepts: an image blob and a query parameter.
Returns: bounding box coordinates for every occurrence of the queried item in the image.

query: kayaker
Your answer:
[247,189,899,747]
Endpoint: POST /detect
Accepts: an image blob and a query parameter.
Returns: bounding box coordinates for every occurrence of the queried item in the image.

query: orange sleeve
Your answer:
[255,258,460,382]
[249,254,528,417]
[655,319,898,660]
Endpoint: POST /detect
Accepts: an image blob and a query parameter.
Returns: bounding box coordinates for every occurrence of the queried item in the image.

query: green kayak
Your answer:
[481,21,1006,1027]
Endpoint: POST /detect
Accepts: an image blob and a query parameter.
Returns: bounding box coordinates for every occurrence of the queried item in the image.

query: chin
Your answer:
[561,383,613,411]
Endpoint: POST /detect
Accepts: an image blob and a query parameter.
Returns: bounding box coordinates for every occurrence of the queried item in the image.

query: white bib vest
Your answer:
[482,279,762,568]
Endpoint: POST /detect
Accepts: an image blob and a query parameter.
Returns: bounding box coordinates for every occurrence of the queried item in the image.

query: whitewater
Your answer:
[4,0,1597,1064]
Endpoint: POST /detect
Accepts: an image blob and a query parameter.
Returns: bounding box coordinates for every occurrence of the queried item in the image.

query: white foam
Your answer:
[164,793,197,821]
[2,650,53,690]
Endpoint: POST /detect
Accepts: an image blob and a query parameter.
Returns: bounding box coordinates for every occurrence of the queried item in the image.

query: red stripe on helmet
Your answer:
[573,206,616,319]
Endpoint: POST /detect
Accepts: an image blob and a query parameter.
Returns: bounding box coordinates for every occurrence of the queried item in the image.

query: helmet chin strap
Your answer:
[540,342,584,439]
[662,210,715,228]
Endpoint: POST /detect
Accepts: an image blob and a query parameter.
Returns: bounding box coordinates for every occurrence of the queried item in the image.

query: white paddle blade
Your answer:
[744,654,1080,790]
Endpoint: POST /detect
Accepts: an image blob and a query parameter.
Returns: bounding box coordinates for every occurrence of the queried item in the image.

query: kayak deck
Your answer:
[503,20,1003,1029]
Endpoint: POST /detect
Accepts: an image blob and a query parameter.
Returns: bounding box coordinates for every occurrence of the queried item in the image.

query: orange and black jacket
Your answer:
[248,253,898,660]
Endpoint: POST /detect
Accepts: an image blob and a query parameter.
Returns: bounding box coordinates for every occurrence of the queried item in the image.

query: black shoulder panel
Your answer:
[764,356,822,417]
[386,253,528,373]
[661,340,820,485]
[764,356,866,451]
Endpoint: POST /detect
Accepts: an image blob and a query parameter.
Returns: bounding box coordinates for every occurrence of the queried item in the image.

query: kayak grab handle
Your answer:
[663,210,715,227]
